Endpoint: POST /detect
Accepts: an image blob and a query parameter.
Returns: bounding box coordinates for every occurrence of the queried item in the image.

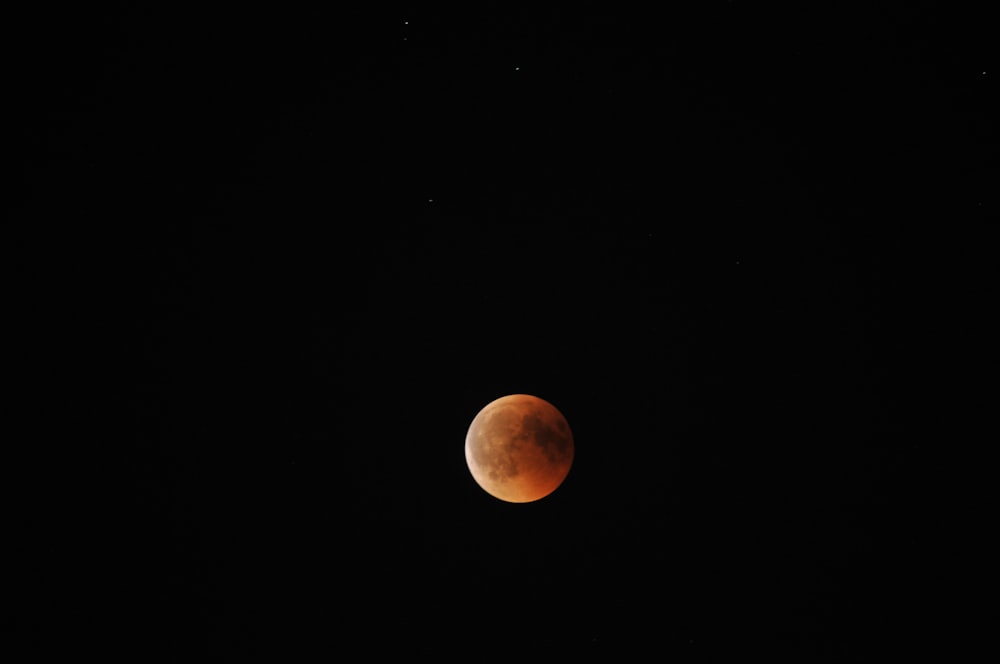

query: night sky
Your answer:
[12,2,994,658]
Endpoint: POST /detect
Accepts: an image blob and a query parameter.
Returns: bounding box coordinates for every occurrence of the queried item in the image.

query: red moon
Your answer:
[465,394,574,503]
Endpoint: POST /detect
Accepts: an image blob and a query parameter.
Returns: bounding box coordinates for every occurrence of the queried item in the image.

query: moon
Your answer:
[465,394,574,503]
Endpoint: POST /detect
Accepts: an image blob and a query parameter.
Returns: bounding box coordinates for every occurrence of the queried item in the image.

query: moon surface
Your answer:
[465,394,574,503]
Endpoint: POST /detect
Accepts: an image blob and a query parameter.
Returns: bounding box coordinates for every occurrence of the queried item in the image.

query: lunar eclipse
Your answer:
[465,394,574,503]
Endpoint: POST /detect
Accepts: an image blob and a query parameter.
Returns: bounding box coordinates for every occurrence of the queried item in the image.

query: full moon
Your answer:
[465,394,574,503]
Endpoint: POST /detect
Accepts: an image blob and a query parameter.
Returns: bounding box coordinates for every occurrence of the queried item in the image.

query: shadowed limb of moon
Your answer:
[465,394,574,503]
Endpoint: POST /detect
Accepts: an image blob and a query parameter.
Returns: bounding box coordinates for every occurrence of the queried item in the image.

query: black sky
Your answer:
[11,2,994,658]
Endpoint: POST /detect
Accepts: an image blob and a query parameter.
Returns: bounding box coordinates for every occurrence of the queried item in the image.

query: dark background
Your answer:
[9,1,994,658]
